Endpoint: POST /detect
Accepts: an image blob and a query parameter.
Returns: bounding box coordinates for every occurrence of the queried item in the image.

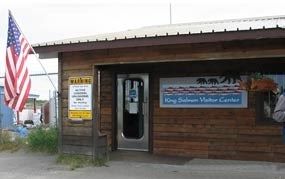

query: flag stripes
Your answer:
[4,12,32,112]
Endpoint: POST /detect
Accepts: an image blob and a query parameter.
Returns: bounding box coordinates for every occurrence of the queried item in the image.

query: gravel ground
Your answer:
[0,151,285,179]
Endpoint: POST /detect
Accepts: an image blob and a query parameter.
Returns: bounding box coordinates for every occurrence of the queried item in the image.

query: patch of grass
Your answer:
[0,134,26,152]
[57,154,107,170]
[27,127,58,154]
[93,157,108,167]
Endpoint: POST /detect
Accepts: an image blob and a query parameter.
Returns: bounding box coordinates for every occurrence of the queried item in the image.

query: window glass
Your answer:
[257,74,285,123]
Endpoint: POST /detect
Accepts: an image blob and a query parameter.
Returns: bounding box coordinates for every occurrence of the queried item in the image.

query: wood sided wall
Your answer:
[59,39,285,162]
[152,75,284,162]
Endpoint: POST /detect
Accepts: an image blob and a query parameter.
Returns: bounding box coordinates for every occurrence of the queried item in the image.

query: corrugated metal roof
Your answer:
[33,15,285,47]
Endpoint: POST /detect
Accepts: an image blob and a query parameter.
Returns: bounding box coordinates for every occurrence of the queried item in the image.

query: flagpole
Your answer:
[8,10,57,92]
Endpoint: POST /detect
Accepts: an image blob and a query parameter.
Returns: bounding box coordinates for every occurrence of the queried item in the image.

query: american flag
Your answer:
[4,12,31,112]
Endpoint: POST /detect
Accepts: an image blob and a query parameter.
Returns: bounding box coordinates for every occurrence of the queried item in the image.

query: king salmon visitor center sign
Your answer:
[160,76,248,108]
[33,16,285,162]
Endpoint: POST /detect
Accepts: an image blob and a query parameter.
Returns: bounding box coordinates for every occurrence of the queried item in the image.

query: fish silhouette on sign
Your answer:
[196,78,207,84]
[220,73,241,84]
[208,78,219,85]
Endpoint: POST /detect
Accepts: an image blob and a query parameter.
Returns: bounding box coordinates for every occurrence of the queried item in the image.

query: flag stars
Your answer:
[7,16,22,56]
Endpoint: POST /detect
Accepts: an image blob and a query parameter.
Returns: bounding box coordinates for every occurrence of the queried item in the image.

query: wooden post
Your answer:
[33,98,36,113]
[92,66,99,160]
[92,67,108,160]
[17,111,20,125]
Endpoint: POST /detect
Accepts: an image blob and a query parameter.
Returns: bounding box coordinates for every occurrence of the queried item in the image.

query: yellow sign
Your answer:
[68,76,93,120]
[69,77,92,85]
[69,110,92,119]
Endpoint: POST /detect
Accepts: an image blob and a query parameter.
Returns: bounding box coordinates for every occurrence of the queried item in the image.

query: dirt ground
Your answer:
[1,151,285,179]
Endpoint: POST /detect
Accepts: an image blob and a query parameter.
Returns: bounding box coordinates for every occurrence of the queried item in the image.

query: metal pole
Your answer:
[54,90,58,127]
[8,10,57,91]
[169,3,172,25]
[0,93,2,140]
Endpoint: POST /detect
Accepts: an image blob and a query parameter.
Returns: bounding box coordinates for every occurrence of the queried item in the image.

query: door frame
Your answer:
[116,73,150,151]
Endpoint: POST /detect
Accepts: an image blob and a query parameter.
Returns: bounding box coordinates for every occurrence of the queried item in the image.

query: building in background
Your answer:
[0,86,14,128]
[17,94,40,126]
[0,85,57,128]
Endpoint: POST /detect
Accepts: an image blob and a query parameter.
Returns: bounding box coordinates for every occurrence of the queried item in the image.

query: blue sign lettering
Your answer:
[162,94,242,106]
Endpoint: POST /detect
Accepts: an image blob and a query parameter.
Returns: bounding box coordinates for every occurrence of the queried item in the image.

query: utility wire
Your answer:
[0,73,58,79]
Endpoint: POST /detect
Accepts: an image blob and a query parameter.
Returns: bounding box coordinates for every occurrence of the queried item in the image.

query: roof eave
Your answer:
[33,28,285,54]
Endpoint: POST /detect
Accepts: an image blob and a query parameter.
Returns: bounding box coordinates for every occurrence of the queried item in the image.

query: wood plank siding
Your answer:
[59,38,285,161]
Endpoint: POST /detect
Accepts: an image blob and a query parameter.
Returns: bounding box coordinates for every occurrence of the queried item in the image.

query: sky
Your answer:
[0,0,285,99]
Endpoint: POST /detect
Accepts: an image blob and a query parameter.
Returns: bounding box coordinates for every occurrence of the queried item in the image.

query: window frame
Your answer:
[255,91,280,125]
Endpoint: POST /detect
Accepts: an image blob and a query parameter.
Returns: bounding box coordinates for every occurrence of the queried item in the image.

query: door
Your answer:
[117,74,149,151]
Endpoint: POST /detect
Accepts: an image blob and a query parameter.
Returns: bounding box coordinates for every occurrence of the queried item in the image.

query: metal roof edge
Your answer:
[33,28,285,54]
[32,15,285,48]
[142,15,285,28]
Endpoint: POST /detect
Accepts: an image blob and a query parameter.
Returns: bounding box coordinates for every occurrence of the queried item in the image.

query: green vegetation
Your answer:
[0,127,58,154]
[57,154,107,170]
[0,133,26,152]
[1,127,107,170]
[27,127,58,154]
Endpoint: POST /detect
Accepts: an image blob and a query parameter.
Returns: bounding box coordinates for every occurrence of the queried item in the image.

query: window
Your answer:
[256,74,285,124]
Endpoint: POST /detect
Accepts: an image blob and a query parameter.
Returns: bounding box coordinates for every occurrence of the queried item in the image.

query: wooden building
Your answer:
[33,16,285,162]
